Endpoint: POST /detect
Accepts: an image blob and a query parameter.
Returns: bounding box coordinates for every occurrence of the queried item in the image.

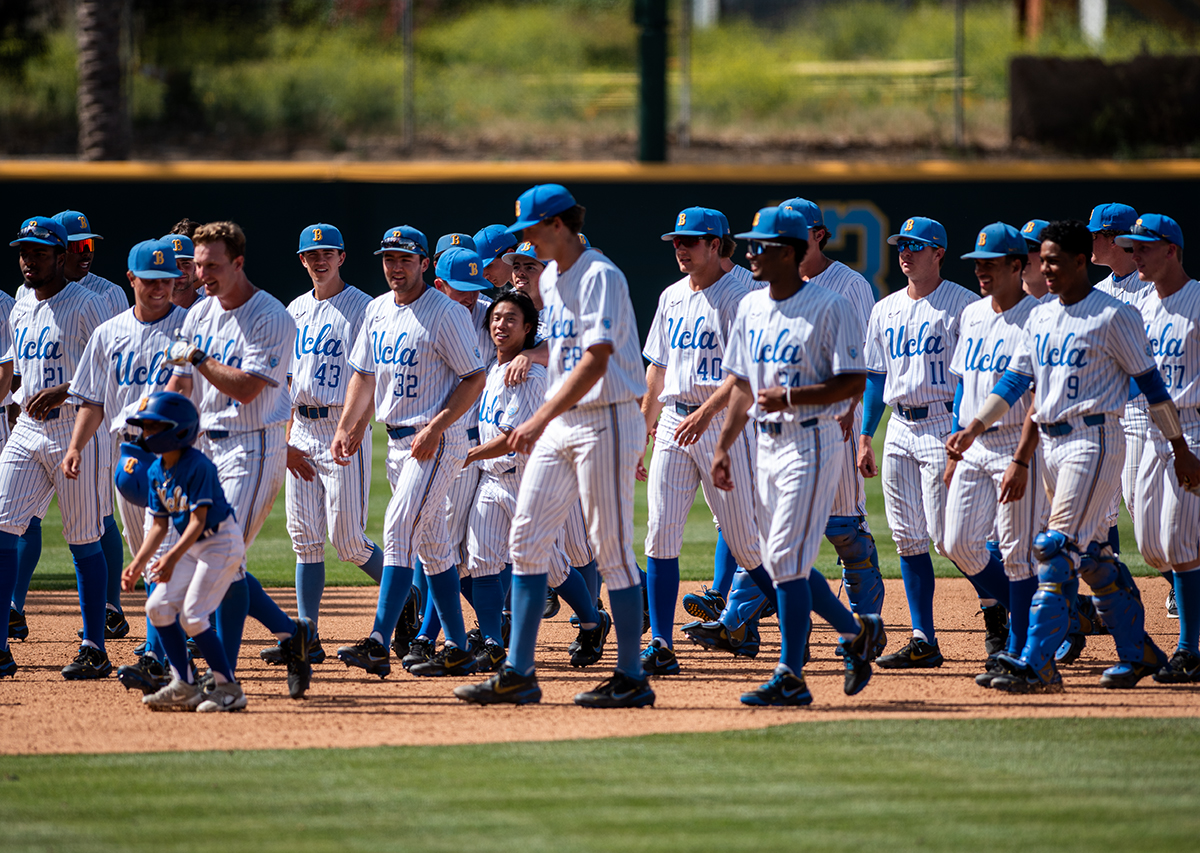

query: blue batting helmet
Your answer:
[125,391,200,454]
[114,442,156,507]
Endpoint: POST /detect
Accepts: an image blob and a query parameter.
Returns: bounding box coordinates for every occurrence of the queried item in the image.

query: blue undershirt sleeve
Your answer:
[992,369,1033,407]
[951,381,964,433]
[1134,369,1171,405]
[861,371,887,437]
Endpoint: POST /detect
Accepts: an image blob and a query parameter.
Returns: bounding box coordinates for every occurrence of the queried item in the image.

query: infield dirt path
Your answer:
[2,579,1196,755]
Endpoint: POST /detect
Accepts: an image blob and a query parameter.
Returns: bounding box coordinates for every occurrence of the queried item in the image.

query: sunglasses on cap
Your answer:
[379,237,425,255]
[1128,222,1169,242]
[748,241,787,255]
[15,223,62,245]
[895,239,931,253]
[68,238,95,254]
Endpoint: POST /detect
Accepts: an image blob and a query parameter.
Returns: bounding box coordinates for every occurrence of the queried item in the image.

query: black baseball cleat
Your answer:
[473,640,506,674]
[981,603,1009,657]
[574,670,655,708]
[261,636,327,666]
[0,647,16,678]
[682,586,726,622]
[1099,660,1159,689]
[842,614,884,696]
[337,636,392,679]
[391,585,423,658]
[117,655,169,695]
[402,637,434,670]
[455,666,542,705]
[409,644,479,677]
[640,638,681,676]
[1153,649,1200,684]
[681,619,760,658]
[466,627,485,656]
[543,588,561,619]
[740,665,813,706]
[61,645,113,680]
[77,609,131,641]
[975,654,1008,688]
[8,607,28,641]
[876,637,944,669]
[286,618,316,699]
[990,665,1064,694]
[569,610,611,668]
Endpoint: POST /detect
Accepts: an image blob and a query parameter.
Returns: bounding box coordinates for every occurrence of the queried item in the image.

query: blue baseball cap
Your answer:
[961,222,1027,259]
[128,239,184,280]
[662,207,724,241]
[53,210,102,241]
[502,241,543,265]
[735,206,810,241]
[779,198,824,230]
[473,224,517,268]
[708,209,731,237]
[298,223,344,254]
[10,216,68,249]
[435,233,476,256]
[508,184,577,233]
[374,225,428,257]
[435,247,489,291]
[578,233,592,249]
[1087,203,1138,233]
[1116,214,1185,249]
[887,216,947,249]
[160,234,194,259]
[1020,219,1050,249]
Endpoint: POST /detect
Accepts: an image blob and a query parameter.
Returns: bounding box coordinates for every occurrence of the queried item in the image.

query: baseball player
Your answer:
[474,224,518,289]
[332,226,486,680]
[456,183,652,707]
[950,219,1176,692]
[858,217,978,668]
[1116,214,1200,682]
[61,238,191,694]
[1020,220,1051,300]
[713,205,882,705]
[272,224,383,665]
[164,220,314,700]
[163,233,204,310]
[942,223,1048,685]
[434,232,476,262]
[0,216,110,680]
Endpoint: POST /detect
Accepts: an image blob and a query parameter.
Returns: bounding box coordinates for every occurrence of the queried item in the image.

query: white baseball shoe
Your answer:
[197,680,248,713]
[142,677,204,712]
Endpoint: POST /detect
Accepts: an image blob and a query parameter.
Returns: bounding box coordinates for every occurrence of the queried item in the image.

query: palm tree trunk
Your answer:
[76,0,128,160]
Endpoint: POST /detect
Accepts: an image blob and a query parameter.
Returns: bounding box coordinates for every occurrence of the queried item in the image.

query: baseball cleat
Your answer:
[569,610,611,668]
[466,627,485,656]
[286,618,316,699]
[640,637,681,676]
[981,603,1009,657]
[1099,661,1160,689]
[990,664,1064,694]
[409,644,478,677]
[473,640,506,674]
[455,666,542,705]
[842,614,883,696]
[143,677,204,711]
[574,670,655,708]
[681,619,760,658]
[8,607,28,641]
[337,636,392,679]
[132,640,147,656]
[197,680,248,713]
[740,665,813,706]
[543,588,561,619]
[402,637,434,670]
[77,609,131,641]
[392,586,423,658]
[117,655,169,695]
[61,645,112,680]
[569,597,605,629]
[260,637,327,666]
[975,655,1007,688]
[682,586,726,622]
[1153,649,1200,684]
[875,637,944,669]
[1055,633,1086,665]
[1167,587,1179,619]
[0,647,16,678]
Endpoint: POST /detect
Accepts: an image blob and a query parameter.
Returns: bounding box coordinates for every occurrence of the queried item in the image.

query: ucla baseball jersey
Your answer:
[1010,289,1157,423]
[725,282,866,422]
[3,282,106,406]
[539,248,647,406]
[950,295,1039,431]
[173,289,295,431]
[287,285,373,408]
[477,361,547,476]
[1095,269,1153,307]
[1139,280,1200,410]
[865,280,976,408]
[727,263,757,291]
[70,303,189,434]
[148,447,233,536]
[348,286,484,428]
[642,272,749,406]
[463,296,496,426]
[79,271,129,319]
[810,261,875,337]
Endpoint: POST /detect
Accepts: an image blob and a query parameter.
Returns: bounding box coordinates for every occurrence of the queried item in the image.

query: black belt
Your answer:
[386,425,419,440]
[466,427,480,442]
[42,408,60,421]
[1040,413,1106,437]
[296,405,330,419]
[759,418,818,436]
[674,402,701,416]
[205,430,229,440]
[896,401,953,421]
[984,425,999,433]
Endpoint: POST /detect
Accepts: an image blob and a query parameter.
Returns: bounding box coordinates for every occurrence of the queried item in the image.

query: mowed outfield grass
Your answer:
[28,411,1153,592]
[2,718,1199,852]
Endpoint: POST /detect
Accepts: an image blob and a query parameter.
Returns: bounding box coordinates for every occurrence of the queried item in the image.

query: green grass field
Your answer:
[2,718,1198,852]
[27,411,1150,592]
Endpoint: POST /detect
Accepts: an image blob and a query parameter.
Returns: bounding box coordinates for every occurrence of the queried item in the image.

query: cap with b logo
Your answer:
[374,225,428,257]
[160,233,194,259]
[961,222,1027,259]
[507,184,577,233]
[473,224,518,269]
[53,210,102,242]
[887,216,947,248]
[661,207,724,241]
[1116,213,1185,249]
[10,216,68,248]
[435,247,489,292]
[779,198,824,230]
[709,209,731,237]
[502,241,543,265]
[1020,219,1050,249]
[128,239,184,279]
[435,233,476,257]
[1087,203,1138,233]
[735,206,810,241]
[298,223,345,254]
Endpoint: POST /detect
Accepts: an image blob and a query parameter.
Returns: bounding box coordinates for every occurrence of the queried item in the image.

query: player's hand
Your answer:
[410,424,443,461]
[942,457,957,490]
[673,409,712,446]
[758,385,789,413]
[836,409,855,442]
[635,451,648,482]
[147,555,177,585]
[330,431,359,466]
[163,338,202,366]
[287,444,316,481]
[504,354,533,387]
[999,461,1028,504]
[508,414,546,455]
[25,385,69,419]
[121,563,143,593]
[946,422,984,456]
[61,448,82,480]
[1171,442,1200,494]
[857,435,878,478]
[711,448,734,491]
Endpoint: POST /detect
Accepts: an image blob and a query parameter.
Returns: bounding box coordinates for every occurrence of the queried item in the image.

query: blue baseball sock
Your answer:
[500,564,513,602]
[70,541,107,652]
[1107,524,1121,554]
[216,578,250,674]
[358,544,384,583]
[246,573,295,636]
[459,575,475,608]
[1176,569,1200,655]
[190,627,234,683]
[899,552,937,643]
[419,576,441,640]
[745,565,779,611]
[1007,576,1038,655]
[155,620,194,683]
[808,568,858,636]
[473,575,504,645]
[145,617,165,662]
[576,560,599,603]
[609,584,645,679]
[553,568,598,627]
[11,516,41,611]
[428,568,468,649]
[371,565,415,641]
[964,552,1011,607]
[0,531,18,652]
[713,530,738,599]
[776,576,813,673]
[100,515,124,611]
[506,573,547,676]
[646,556,680,647]
[296,561,325,628]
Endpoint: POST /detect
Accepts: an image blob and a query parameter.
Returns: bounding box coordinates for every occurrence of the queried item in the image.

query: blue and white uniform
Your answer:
[0,289,15,453]
[78,271,130,320]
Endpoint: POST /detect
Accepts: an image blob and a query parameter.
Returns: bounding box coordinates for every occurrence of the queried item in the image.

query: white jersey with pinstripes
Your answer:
[3,282,106,406]
[810,261,875,334]
[1096,269,1154,413]
[865,280,976,408]
[78,271,129,319]
[0,289,14,407]
[539,249,647,406]
[461,295,496,428]
[477,360,547,477]
[287,285,372,408]
[725,283,867,422]
[349,286,485,428]
[642,272,749,406]
[727,263,757,290]
[172,289,295,432]
[950,294,1038,431]
[1139,280,1200,412]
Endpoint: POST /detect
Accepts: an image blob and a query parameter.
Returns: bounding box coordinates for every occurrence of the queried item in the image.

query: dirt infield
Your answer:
[2,578,1196,755]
